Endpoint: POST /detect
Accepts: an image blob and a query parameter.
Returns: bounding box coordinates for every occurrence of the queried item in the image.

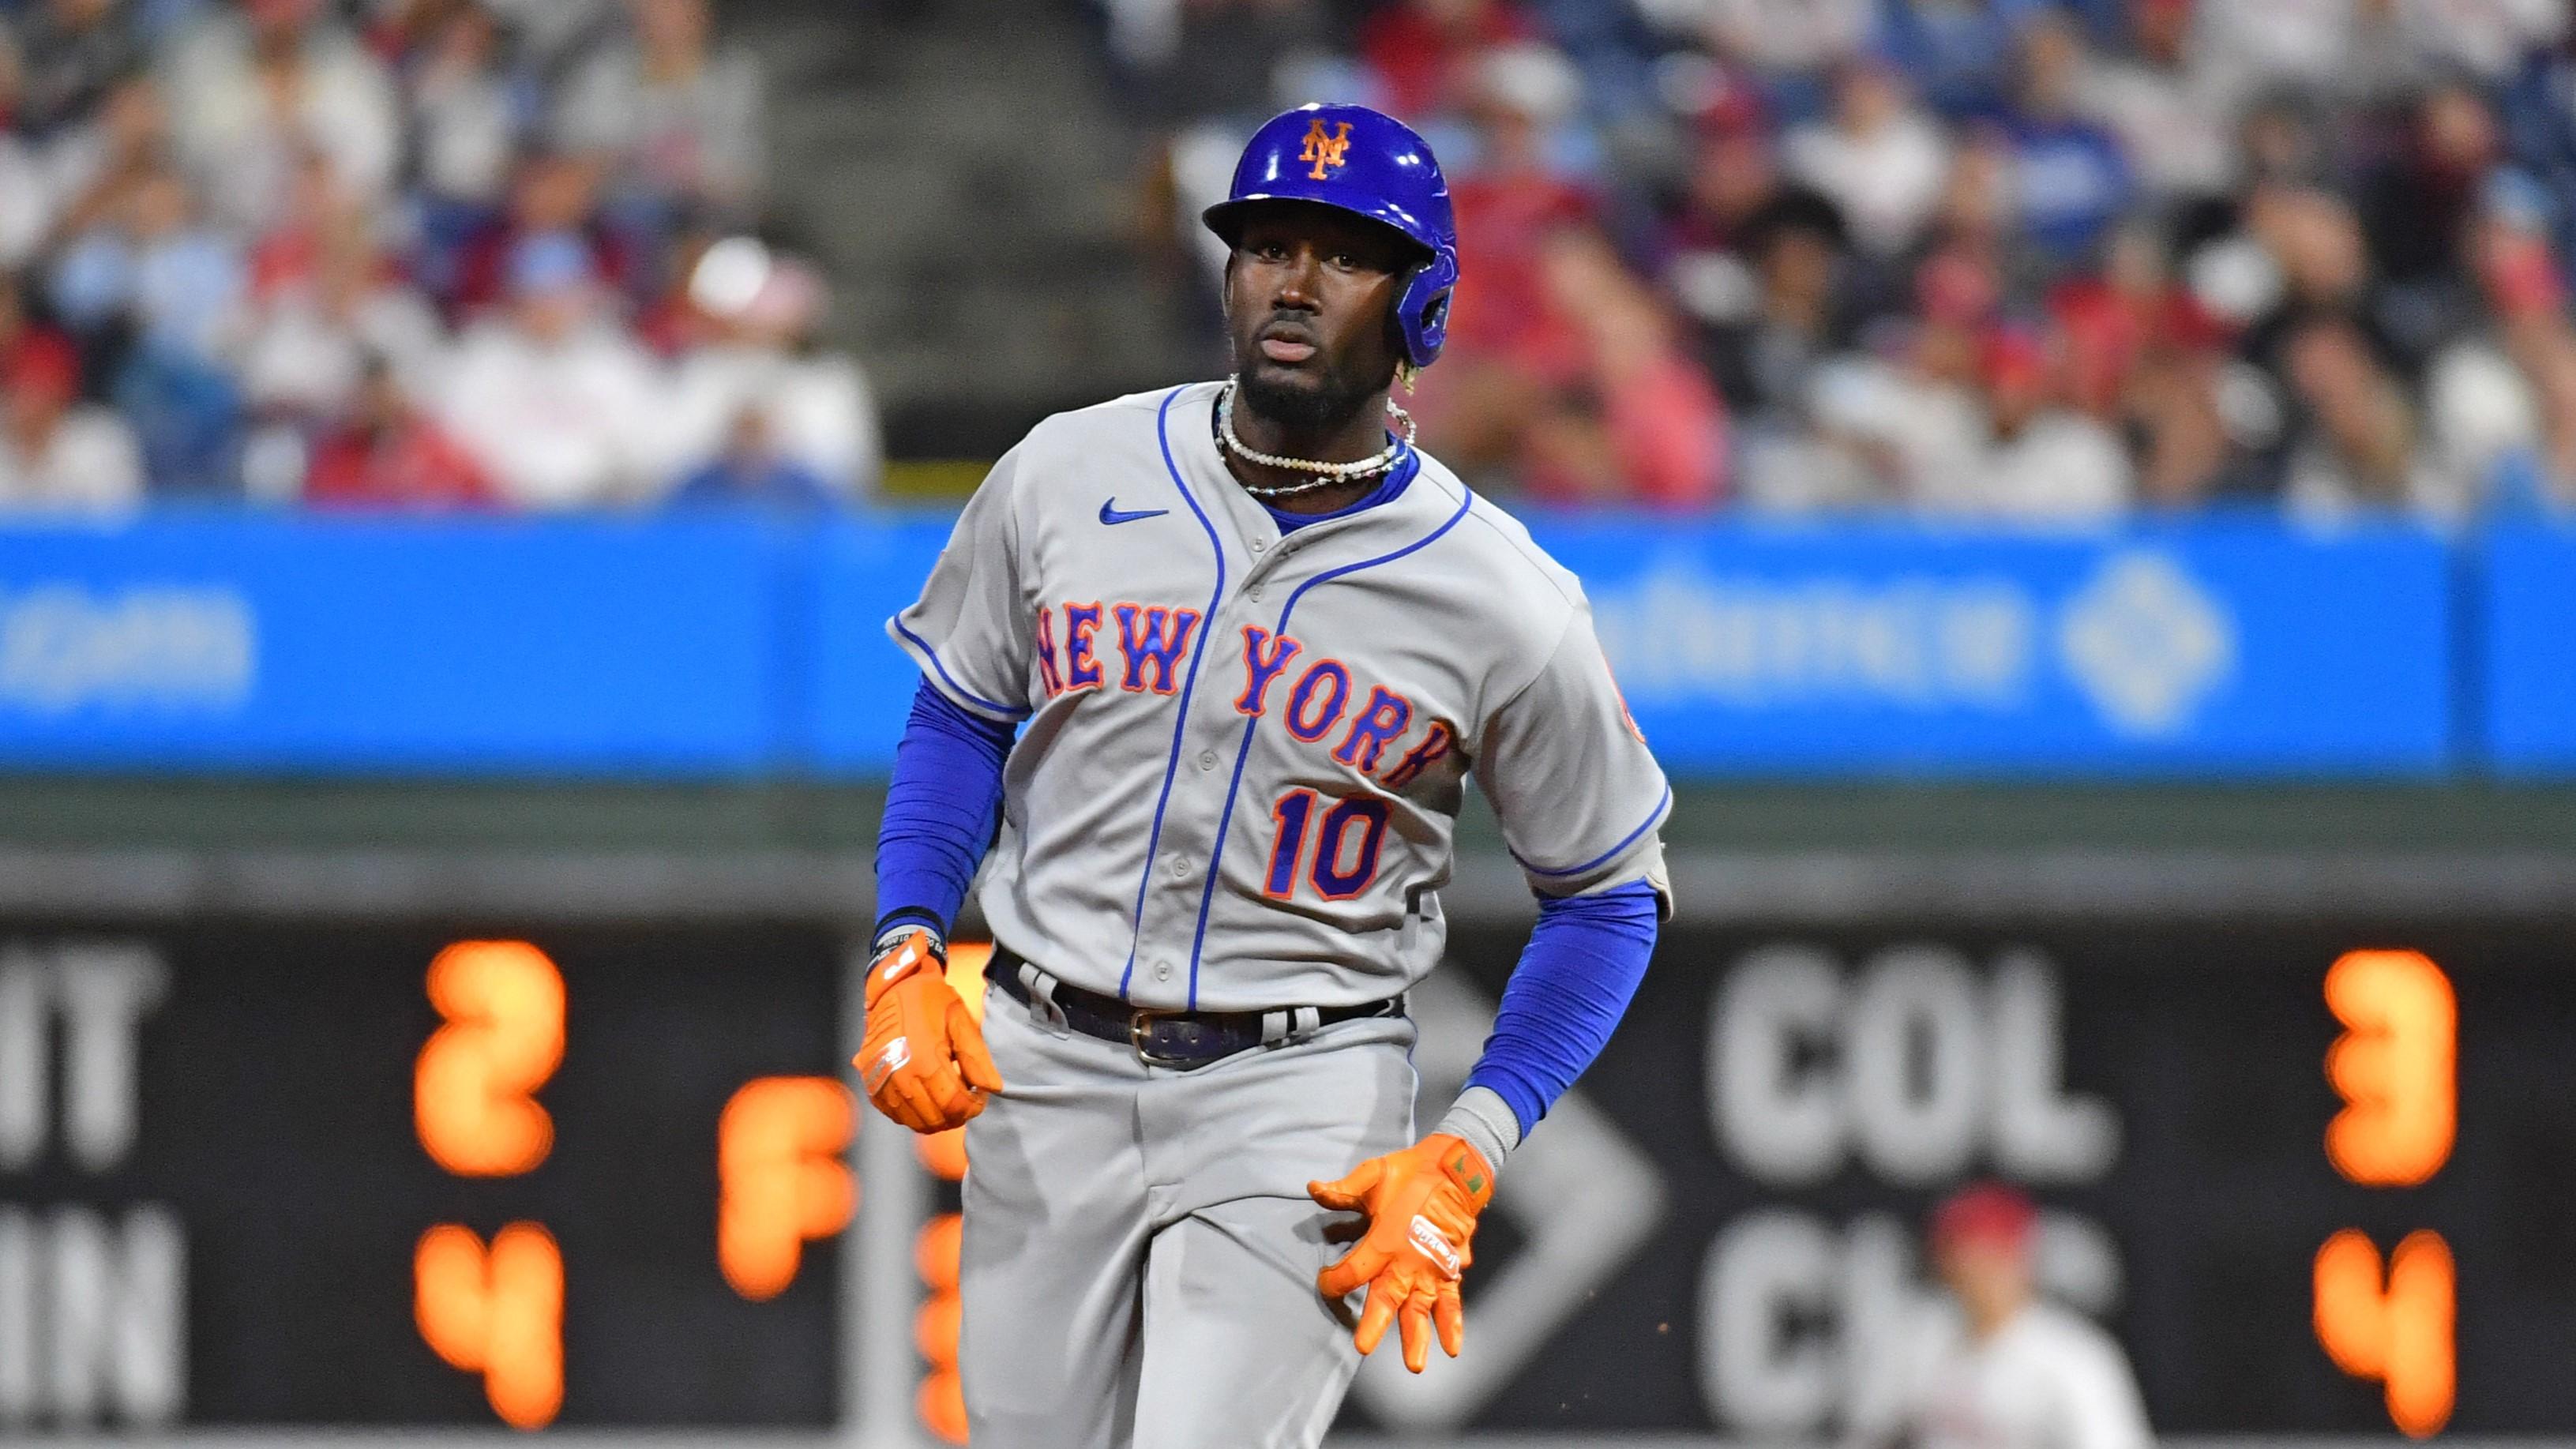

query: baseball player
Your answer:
[859,103,1672,1449]
[1881,1183,2154,1449]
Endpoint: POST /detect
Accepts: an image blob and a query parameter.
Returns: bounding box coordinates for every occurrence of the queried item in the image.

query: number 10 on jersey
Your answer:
[1264,790,1391,902]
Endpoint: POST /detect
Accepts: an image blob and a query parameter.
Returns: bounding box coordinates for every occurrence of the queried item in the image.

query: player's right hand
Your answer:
[854,925,1003,1133]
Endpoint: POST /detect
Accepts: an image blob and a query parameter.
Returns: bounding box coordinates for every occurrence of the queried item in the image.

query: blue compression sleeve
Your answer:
[873,678,1015,938]
[1462,881,1662,1136]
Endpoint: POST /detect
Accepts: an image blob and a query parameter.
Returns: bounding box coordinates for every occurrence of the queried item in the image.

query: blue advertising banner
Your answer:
[2483,524,2576,775]
[804,513,963,772]
[0,513,2488,778]
[1549,518,2456,775]
[0,516,787,773]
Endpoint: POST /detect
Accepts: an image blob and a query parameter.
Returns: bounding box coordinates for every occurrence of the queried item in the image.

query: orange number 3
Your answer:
[2323,949,2455,1187]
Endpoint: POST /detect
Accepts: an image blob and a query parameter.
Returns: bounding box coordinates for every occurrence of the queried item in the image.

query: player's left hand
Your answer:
[1308,1133,1495,1372]
[854,925,1004,1133]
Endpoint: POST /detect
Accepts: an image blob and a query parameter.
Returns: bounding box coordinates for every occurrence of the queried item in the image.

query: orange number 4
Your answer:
[416,1222,565,1430]
[2315,1229,2454,1437]
[2323,949,2455,1187]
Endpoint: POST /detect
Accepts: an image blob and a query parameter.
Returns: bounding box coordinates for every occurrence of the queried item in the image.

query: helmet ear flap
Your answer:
[1395,248,1460,369]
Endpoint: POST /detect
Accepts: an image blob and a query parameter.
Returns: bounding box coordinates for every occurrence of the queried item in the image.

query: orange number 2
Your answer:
[415,941,566,1177]
[2314,1229,2454,1437]
[2323,950,2455,1187]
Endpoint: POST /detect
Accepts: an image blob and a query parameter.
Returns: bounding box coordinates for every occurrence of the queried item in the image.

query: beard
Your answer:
[1232,341,1391,436]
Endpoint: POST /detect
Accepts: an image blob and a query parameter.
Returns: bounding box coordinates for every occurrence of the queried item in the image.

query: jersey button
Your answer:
[1250,538,1270,554]
[1167,857,1187,879]
[1248,584,1264,602]
[1197,749,1217,770]
[1155,962,1173,981]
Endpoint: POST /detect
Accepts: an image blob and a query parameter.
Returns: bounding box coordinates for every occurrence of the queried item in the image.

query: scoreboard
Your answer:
[1385,921,2576,1440]
[0,924,850,1428]
[2,914,2573,1439]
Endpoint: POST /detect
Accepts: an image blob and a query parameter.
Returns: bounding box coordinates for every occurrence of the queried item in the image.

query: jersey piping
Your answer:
[1117,386,1231,1000]
[1184,479,1478,1007]
[1511,782,1673,879]
[894,618,1032,721]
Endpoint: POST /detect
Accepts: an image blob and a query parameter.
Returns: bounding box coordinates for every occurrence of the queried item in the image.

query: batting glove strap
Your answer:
[871,916,947,961]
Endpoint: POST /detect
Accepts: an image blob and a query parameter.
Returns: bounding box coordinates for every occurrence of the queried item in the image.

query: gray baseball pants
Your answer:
[958,968,1418,1449]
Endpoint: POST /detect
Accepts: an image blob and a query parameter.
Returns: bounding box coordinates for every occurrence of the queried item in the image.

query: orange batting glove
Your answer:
[1308,1133,1495,1373]
[854,926,1003,1133]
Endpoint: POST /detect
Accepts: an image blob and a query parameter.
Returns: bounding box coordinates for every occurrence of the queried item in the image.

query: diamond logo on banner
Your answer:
[2056,552,2235,738]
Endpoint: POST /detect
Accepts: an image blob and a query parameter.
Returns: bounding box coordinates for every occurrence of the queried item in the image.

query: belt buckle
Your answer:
[1128,1008,1201,1070]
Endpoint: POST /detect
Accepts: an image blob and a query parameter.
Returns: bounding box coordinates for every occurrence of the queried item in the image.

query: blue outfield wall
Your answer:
[1553,518,2456,775]
[0,511,2555,779]
[2484,525,2576,775]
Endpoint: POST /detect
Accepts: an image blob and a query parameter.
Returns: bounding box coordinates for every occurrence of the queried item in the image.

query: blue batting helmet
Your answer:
[1203,103,1460,370]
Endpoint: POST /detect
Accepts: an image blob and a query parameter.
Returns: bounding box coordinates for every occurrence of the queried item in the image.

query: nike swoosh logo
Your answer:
[1099,500,1169,526]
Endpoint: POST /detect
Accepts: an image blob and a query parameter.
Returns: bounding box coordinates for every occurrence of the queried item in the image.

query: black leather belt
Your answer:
[989,944,1401,1070]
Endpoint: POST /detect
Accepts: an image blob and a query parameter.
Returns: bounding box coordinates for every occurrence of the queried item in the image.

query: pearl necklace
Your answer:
[1216,377,1415,497]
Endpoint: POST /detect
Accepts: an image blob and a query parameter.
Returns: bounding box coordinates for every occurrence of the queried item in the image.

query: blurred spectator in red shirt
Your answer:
[303,355,492,509]
[2048,222,2226,418]
[1414,43,1602,473]
[1519,227,1729,509]
[0,329,145,512]
[1359,0,1538,121]
[1442,43,1599,359]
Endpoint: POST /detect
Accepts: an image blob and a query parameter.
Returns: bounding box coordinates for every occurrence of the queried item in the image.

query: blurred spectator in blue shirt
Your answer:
[668,405,836,512]
[2001,15,2131,265]
[50,156,246,361]
[1872,0,2050,117]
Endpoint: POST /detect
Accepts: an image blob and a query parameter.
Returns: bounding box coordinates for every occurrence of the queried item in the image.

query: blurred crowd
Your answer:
[1128,0,2576,521]
[0,0,880,514]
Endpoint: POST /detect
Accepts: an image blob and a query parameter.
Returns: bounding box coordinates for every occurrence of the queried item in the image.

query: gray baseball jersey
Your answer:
[891,379,1670,1011]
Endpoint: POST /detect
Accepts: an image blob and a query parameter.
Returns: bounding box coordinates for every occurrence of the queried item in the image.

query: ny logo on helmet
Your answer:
[1299,118,1353,181]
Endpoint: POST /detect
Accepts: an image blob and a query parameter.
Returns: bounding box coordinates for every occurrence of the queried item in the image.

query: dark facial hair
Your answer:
[1231,324,1396,436]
